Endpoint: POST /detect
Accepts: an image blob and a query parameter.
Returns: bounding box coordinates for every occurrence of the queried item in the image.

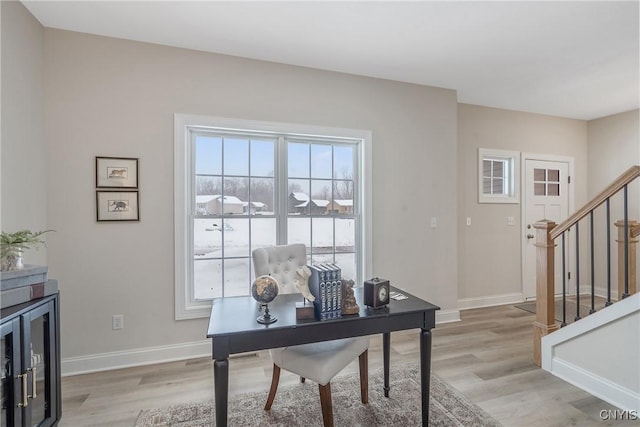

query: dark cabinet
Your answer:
[1,293,60,426]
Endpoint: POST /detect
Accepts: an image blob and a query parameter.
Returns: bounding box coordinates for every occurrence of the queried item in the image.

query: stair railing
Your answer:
[533,165,640,366]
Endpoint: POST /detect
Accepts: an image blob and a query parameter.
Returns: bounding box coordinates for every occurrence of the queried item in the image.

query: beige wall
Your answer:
[587,110,640,297]
[1,1,48,266]
[41,29,458,360]
[457,104,587,302]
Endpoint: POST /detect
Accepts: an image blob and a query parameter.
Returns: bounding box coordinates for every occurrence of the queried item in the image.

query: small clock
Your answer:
[364,277,390,309]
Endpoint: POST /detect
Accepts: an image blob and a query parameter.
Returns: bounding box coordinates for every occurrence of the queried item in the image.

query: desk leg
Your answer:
[383,332,390,397]
[214,358,229,427]
[420,328,432,427]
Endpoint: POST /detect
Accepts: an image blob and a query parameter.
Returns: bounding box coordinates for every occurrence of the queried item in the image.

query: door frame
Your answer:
[521,153,575,300]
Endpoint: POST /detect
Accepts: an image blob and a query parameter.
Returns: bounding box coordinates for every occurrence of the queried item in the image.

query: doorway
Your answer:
[522,156,573,299]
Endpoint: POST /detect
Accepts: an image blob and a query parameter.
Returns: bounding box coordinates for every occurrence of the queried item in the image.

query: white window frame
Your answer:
[478,148,520,204]
[174,114,373,320]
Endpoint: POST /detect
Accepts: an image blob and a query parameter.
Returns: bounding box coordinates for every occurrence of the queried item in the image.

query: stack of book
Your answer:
[307,264,343,320]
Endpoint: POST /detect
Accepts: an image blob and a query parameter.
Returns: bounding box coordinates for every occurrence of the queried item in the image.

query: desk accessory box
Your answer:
[307,264,343,320]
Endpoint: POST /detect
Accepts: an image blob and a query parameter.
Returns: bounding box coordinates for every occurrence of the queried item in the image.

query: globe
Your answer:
[251,275,279,305]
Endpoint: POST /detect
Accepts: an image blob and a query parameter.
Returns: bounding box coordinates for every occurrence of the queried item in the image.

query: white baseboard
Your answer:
[62,311,460,376]
[549,358,640,413]
[62,340,211,377]
[457,292,524,310]
[436,309,460,324]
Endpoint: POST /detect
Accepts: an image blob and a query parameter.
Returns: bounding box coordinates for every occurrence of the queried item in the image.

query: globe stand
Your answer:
[257,303,277,324]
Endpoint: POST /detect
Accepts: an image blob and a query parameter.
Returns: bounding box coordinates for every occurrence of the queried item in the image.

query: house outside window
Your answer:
[174,114,371,319]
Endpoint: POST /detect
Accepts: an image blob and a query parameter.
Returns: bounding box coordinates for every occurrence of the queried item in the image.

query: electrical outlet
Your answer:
[507,216,515,226]
[112,314,124,330]
[430,217,437,228]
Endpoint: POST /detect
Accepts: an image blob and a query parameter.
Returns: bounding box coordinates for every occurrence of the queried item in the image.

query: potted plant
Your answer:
[1,230,53,271]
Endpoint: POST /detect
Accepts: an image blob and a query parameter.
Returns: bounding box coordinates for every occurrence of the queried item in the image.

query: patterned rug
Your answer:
[135,362,501,426]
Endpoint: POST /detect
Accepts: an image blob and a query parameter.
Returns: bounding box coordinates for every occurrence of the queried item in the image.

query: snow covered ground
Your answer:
[193,216,356,299]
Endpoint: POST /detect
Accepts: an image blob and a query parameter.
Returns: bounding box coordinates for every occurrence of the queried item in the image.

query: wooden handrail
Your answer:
[550,165,640,240]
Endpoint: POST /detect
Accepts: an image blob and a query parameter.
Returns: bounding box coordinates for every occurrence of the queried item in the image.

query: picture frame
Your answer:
[96,156,139,188]
[96,191,140,222]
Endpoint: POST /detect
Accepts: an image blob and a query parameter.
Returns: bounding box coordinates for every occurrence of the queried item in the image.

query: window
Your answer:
[478,148,520,204]
[174,114,371,319]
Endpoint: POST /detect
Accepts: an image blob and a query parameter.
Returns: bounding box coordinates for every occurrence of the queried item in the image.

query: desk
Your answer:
[207,286,439,426]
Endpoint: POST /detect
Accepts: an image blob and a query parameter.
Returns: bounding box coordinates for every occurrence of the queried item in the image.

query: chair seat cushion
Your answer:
[269,336,369,385]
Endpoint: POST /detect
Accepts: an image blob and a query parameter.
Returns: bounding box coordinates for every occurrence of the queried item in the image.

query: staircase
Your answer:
[533,165,640,413]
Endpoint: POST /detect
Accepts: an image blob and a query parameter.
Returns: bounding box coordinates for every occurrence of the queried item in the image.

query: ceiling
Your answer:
[22,1,639,120]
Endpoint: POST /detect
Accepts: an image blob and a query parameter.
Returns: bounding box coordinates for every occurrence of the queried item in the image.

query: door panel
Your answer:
[523,159,570,299]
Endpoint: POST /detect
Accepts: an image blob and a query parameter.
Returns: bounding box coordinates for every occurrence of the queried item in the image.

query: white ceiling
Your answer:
[22,1,639,120]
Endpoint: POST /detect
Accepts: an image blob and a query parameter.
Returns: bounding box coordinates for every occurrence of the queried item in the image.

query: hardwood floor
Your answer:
[60,303,633,426]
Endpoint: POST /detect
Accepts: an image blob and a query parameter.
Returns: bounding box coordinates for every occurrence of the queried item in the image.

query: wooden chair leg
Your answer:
[318,383,334,427]
[264,364,281,410]
[358,349,369,404]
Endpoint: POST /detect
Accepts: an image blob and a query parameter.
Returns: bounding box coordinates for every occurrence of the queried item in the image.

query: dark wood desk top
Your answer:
[207,286,439,358]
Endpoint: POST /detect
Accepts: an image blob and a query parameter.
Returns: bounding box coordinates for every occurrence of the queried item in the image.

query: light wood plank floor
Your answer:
[60,304,634,426]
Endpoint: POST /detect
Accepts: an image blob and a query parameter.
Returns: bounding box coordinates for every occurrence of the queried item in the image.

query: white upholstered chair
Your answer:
[252,243,369,427]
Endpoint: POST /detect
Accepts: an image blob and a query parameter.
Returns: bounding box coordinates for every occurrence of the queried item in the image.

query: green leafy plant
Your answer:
[1,230,54,270]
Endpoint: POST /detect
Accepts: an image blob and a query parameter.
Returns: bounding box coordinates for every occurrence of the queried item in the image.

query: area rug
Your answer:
[135,363,501,426]
[514,299,592,325]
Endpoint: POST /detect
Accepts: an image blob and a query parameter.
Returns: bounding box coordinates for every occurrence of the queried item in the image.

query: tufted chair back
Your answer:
[252,243,308,294]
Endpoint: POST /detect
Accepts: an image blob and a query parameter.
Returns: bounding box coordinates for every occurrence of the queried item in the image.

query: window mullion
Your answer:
[277,136,288,245]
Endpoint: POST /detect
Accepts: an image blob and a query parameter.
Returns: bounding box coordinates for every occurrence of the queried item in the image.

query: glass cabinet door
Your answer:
[1,318,22,427]
[22,300,57,427]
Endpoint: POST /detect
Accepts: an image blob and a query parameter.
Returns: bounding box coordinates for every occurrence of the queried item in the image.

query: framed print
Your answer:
[96,156,139,188]
[96,191,140,222]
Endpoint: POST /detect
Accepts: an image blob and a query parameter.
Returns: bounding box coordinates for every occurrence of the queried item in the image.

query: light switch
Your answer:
[430,217,437,228]
[507,216,515,226]
[466,217,471,226]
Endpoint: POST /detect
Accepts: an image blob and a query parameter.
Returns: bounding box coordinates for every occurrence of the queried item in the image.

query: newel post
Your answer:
[615,220,639,298]
[533,220,559,367]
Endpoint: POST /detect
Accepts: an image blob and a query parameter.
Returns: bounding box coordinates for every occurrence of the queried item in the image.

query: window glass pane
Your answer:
[249,177,274,214]
[288,142,309,178]
[195,182,222,215]
[483,160,492,177]
[223,178,249,215]
[194,218,222,256]
[251,218,277,254]
[534,168,546,182]
[288,217,311,248]
[548,169,560,183]
[335,218,355,252]
[311,253,334,265]
[334,145,354,179]
[548,183,560,196]
[332,180,353,207]
[194,259,222,299]
[534,183,546,196]
[195,136,222,175]
[224,258,250,297]
[250,139,275,177]
[335,253,356,282]
[223,219,248,258]
[223,138,249,176]
[311,144,332,179]
[311,180,331,214]
[492,161,504,178]
[312,218,333,255]
[483,178,492,194]
[288,179,310,215]
[492,177,504,194]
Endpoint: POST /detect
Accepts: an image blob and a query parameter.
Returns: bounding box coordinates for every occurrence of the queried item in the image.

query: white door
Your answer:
[523,159,570,299]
